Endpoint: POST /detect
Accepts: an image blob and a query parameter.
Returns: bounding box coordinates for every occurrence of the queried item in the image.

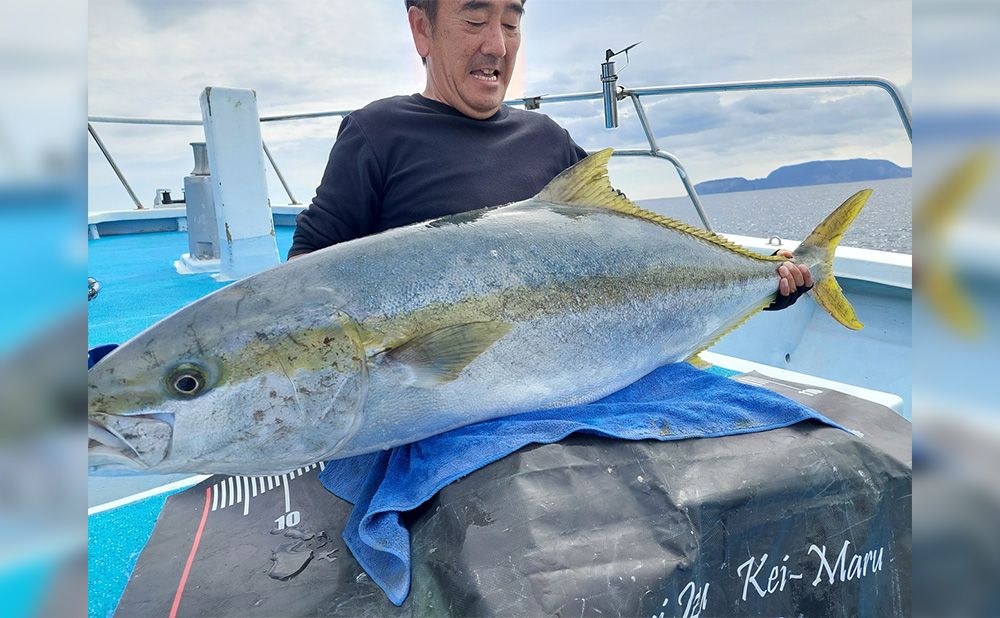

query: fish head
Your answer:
[88,283,368,476]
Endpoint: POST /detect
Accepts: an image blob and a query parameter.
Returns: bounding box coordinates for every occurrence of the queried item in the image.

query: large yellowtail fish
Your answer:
[88,149,870,475]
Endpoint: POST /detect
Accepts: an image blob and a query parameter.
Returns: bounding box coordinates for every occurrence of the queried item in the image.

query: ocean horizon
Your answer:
[639,177,911,254]
[86,177,912,255]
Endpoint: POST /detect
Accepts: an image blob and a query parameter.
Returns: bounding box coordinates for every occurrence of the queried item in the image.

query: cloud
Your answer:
[88,0,910,210]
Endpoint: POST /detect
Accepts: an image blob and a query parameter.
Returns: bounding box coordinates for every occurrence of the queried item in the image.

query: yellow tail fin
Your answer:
[795,190,873,330]
[915,149,992,337]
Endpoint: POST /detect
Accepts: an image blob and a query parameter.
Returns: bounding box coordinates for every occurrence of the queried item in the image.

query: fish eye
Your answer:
[167,363,209,398]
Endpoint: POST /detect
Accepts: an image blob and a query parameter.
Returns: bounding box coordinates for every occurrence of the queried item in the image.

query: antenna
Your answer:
[600,42,641,129]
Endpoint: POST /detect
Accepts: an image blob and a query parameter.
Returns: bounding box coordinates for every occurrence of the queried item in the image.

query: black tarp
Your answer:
[115,372,911,617]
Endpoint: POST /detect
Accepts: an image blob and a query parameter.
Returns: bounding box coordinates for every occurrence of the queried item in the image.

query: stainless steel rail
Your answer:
[90,75,911,227]
[626,91,712,231]
[259,109,353,123]
[88,116,203,126]
[87,109,355,205]
[501,76,911,230]
[88,108,353,126]
[86,123,306,205]
[261,141,300,205]
[614,149,713,231]
[504,76,912,140]
[88,122,145,209]
[625,76,912,140]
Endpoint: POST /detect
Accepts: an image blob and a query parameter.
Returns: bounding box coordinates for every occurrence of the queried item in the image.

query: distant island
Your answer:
[694,159,911,195]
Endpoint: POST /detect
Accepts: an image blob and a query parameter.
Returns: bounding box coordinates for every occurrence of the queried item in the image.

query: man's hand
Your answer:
[775,249,813,296]
[764,249,814,311]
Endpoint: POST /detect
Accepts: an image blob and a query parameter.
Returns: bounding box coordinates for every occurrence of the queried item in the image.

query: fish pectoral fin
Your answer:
[383,321,512,387]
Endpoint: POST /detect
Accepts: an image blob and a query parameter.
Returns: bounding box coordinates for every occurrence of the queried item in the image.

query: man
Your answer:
[289,0,811,304]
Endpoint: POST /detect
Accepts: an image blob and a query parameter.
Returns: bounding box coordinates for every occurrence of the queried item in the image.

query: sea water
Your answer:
[639,178,912,254]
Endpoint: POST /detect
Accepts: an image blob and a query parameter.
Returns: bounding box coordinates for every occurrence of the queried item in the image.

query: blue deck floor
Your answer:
[88,228,295,347]
[88,494,175,618]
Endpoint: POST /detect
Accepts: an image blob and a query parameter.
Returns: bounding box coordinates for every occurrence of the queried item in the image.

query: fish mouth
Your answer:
[88,412,174,474]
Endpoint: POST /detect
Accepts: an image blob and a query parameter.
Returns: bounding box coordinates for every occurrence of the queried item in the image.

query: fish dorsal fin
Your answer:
[538,148,638,212]
[538,148,781,262]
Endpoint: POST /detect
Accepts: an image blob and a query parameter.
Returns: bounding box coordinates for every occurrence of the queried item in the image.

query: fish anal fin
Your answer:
[685,354,712,370]
[684,298,775,363]
[384,321,512,387]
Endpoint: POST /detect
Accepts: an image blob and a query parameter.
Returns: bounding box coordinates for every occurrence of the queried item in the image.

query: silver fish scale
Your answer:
[88,198,787,474]
[273,200,783,457]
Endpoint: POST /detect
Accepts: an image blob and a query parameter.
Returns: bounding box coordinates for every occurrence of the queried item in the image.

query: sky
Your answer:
[1,0,86,183]
[86,0,912,211]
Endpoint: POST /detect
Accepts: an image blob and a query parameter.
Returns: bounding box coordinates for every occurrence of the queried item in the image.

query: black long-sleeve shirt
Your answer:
[288,94,587,258]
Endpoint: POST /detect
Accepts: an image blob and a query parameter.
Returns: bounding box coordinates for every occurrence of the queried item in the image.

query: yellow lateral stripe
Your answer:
[539,148,783,263]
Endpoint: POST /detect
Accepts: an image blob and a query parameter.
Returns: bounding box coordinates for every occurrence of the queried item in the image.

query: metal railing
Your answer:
[504,76,912,231]
[87,109,355,208]
[88,75,911,228]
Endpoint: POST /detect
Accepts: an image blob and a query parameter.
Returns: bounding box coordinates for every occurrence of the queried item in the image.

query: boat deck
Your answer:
[88,229,295,347]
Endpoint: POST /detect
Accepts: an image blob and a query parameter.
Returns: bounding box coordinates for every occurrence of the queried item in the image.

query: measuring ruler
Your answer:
[207,462,327,529]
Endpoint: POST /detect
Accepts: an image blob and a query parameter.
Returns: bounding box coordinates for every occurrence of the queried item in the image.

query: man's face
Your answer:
[411,0,524,119]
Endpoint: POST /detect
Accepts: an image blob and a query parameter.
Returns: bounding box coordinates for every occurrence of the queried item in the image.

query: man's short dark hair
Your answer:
[406,0,525,65]
[405,0,439,25]
[405,0,526,26]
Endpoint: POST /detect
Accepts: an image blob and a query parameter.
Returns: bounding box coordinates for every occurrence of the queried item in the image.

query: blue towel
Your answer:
[88,343,119,369]
[319,362,842,605]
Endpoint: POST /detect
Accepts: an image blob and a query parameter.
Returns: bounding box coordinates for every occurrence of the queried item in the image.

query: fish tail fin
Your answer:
[795,189,873,330]
[915,148,992,337]
[924,262,983,336]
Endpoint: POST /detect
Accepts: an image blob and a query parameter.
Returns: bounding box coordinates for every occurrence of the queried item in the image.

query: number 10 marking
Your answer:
[274,511,300,530]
